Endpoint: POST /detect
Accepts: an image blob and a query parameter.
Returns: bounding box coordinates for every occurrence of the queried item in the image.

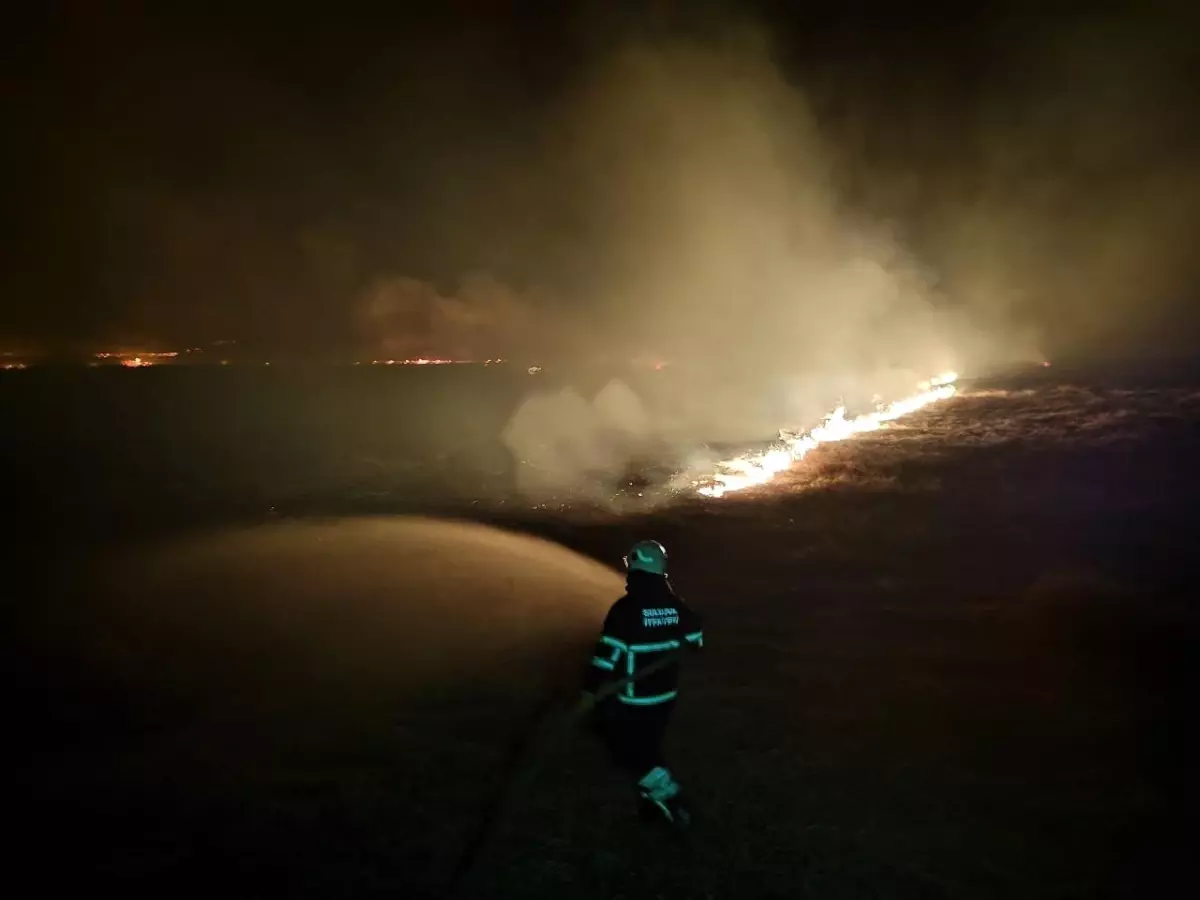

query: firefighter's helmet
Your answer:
[624,539,668,576]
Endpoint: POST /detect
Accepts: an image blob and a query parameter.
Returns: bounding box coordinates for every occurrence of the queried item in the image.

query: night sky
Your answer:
[4,2,1199,361]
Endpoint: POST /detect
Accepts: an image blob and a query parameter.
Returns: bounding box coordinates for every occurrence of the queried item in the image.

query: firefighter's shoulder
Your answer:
[602,591,640,637]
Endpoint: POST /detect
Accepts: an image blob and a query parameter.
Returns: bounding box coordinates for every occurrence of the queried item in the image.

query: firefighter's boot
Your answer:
[637,766,691,828]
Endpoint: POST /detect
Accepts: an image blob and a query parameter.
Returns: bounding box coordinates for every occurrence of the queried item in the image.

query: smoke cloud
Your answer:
[358,273,543,361]
[358,29,1014,379]
[9,6,1197,493]
[343,11,1198,373]
[484,27,1008,490]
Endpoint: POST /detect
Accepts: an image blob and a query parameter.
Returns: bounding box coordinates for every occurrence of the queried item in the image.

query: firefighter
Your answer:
[581,539,703,827]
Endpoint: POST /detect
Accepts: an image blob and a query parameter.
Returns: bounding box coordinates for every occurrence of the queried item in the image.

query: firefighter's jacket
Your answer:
[583,572,703,706]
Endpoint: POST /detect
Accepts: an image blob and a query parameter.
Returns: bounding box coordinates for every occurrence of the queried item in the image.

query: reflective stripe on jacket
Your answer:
[584,572,703,706]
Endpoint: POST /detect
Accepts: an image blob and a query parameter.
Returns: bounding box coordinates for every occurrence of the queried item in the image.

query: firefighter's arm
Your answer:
[677,594,704,651]
[581,606,630,698]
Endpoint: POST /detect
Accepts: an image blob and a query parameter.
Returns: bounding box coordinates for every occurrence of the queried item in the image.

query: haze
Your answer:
[5,6,1198,469]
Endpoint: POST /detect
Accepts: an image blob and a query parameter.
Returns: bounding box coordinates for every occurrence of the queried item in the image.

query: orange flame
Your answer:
[696,372,959,498]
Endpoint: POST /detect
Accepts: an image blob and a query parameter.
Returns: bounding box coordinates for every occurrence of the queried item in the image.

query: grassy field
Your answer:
[4,368,1198,898]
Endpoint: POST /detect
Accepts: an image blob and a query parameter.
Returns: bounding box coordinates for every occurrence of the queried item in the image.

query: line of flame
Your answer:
[695,372,959,498]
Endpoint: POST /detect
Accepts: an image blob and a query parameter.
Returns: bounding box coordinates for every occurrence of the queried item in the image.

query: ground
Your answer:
[3,364,1198,898]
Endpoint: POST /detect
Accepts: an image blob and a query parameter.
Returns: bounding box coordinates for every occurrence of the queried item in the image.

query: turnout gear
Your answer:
[583,541,703,827]
[584,571,702,706]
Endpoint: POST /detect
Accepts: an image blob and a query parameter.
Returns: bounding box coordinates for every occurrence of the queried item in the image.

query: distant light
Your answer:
[100,350,177,364]
[1043,360,1052,367]
[370,357,465,366]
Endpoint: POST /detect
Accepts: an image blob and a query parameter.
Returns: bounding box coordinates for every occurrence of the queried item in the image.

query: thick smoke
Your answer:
[358,272,545,361]
[361,31,1002,377]
[494,14,1199,494]
[496,29,1005,492]
[348,13,1198,375]
[501,378,660,500]
[551,36,965,373]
